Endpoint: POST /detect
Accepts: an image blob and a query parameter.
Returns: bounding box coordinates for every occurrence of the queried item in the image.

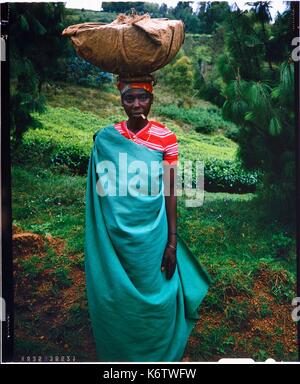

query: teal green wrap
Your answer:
[84,125,211,362]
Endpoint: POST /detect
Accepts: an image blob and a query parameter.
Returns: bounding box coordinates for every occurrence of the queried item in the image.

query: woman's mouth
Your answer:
[132,112,144,117]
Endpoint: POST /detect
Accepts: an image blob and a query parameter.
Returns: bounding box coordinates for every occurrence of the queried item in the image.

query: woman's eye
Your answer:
[124,97,134,103]
[123,94,149,103]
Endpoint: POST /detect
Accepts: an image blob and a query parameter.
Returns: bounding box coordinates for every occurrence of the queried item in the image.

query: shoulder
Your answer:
[150,121,178,141]
[93,125,115,142]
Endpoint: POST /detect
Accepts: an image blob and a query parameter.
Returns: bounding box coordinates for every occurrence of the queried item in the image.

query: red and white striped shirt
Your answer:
[114,120,178,165]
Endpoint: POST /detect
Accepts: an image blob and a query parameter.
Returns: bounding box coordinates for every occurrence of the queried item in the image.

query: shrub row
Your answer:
[204,158,259,193]
[14,128,91,175]
[155,104,238,135]
[179,158,258,193]
[15,130,258,192]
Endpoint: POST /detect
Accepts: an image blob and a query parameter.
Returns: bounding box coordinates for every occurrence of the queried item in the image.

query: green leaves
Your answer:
[271,61,294,106]
[204,158,259,193]
[18,106,107,174]
[30,17,47,36]
[244,111,255,121]
[157,54,195,93]
[19,15,29,31]
[268,117,282,136]
[156,104,238,134]
[10,3,69,143]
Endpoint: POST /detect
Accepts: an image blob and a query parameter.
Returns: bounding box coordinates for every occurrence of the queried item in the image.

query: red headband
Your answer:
[117,82,153,95]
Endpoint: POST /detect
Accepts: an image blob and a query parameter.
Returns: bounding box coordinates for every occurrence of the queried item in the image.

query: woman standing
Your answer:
[84,77,211,362]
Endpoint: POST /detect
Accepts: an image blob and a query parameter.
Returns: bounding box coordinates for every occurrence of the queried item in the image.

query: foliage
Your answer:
[101,2,159,15]
[158,55,195,93]
[10,4,297,363]
[225,299,251,330]
[155,104,237,134]
[12,101,257,193]
[66,55,113,88]
[208,3,296,222]
[65,8,116,23]
[222,61,295,221]
[204,158,259,193]
[171,1,201,33]
[270,232,295,260]
[12,160,297,360]
[13,106,103,174]
[192,5,296,219]
[196,1,231,34]
[10,2,70,143]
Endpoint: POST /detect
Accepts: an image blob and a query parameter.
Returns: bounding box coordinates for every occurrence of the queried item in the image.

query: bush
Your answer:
[156,53,195,93]
[66,55,113,88]
[12,106,105,174]
[204,159,259,193]
[13,106,258,192]
[19,128,91,174]
[270,232,294,260]
[18,128,257,191]
[155,104,238,134]
[199,79,226,107]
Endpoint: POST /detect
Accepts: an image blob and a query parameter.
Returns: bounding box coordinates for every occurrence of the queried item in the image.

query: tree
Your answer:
[10,3,70,144]
[196,1,230,34]
[159,53,195,94]
[159,3,168,17]
[208,4,296,221]
[247,2,274,71]
[170,1,201,33]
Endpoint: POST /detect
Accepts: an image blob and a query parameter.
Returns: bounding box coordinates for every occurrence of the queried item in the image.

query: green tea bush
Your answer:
[181,158,258,193]
[18,127,258,193]
[19,128,258,190]
[223,124,240,143]
[204,159,259,193]
[20,128,91,174]
[14,106,258,190]
[155,104,237,134]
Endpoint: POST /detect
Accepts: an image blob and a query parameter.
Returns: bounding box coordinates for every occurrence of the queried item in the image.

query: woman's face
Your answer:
[121,88,153,119]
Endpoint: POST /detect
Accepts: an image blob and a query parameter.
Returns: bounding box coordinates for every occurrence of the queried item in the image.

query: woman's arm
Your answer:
[165,166,177,247]
[161,165,177,279]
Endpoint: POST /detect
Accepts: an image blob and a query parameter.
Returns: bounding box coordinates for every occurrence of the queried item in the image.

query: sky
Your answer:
[64,0,289,20]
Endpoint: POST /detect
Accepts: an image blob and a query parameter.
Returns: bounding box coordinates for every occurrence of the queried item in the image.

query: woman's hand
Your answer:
[161,245,177,280]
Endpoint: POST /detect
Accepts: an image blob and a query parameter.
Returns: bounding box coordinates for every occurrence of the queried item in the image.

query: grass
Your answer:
[12,164,297,361]
[11,82,297,362]
[12,166,86,260]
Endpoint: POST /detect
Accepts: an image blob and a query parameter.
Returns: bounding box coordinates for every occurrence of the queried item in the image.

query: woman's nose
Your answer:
[133,97,140,108]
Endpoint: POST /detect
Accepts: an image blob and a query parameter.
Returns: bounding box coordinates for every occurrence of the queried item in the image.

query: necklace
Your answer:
[125,121,152,144]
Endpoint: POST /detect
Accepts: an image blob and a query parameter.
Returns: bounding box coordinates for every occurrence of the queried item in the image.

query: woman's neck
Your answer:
[127,118,149,134]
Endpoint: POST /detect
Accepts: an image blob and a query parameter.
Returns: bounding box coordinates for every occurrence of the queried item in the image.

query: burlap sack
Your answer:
[62,14,184,76]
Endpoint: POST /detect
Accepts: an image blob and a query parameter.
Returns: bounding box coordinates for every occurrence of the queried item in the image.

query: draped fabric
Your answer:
[84,125,211,362]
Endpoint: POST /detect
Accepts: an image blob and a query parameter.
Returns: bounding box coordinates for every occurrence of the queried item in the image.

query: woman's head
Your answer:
[117,77,154,120]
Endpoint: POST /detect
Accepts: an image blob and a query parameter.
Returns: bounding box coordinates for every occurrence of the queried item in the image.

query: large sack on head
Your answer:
[61,14,185,76]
